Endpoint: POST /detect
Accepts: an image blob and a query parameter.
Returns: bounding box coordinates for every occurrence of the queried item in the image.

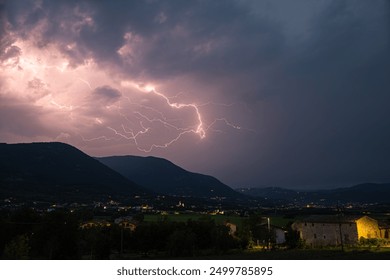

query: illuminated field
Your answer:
[143,214,293,228]
[143,214,245,226]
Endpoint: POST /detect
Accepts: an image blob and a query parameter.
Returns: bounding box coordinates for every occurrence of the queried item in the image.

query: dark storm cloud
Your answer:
[3,0,95,66]
[238,0,390,187]
[26,78,50,101]
[92,85,121,102]
[0,45,21,64]
[80,86,122,120]
[1,0,390,188]
[129,1,284,78]
[0,6,21,66]
[3,0,284,82]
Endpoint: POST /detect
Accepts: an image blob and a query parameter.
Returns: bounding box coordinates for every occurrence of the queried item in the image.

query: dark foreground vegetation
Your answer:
[1,208,389,260]
[203,248,390,260]
[0,208,252,259]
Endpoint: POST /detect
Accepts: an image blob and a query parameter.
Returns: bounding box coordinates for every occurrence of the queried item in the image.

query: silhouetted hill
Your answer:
[236,183,390,204]
[0,142,147,202]
[97,156,241,198]
[237,187,298,200]
[314,183,390,203]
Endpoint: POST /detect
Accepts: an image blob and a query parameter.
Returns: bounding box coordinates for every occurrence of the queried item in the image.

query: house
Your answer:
[225,222,237,236]
[114,216,138,231]
[80,220,111,229]
[273,226,287,244]
[378,220,390,239]
[80,216,112,229]
[291,215,381,247]
[355,216,381,239]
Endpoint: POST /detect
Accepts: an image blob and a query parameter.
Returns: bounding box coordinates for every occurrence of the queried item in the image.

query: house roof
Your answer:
[296,215,364,224]
[271,225,287,231]
[377,219,390,229]
[114,216,134,224]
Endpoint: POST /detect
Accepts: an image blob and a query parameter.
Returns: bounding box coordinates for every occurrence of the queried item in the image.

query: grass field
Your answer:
[113,248,390,260]
[143,213,245,227]
[201,247,390,260]
[114,247,390,260]
[143,213,293,228]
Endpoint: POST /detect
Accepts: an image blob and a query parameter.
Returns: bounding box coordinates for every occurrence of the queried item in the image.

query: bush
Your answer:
[359,237,389,247]
[3,235,30,259]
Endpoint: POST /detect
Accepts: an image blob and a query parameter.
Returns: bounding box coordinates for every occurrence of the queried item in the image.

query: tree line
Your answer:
[0,209,298,259]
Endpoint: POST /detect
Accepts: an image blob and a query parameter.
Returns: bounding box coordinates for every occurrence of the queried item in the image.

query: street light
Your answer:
[267,217,271,250]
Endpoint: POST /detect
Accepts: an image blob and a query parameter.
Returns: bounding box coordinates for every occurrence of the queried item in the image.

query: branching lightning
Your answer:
[78,80,252,152]
[81,135,114,142]
[78,78,93,90]
[134,84,206,139]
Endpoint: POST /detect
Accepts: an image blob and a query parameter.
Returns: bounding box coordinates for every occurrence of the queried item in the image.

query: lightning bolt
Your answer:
[78,78,93,90]
[79,80,254,152]
[50,100,73,110]
[81,135,114,141]
[205,118,257,134]
[134,84,206,139]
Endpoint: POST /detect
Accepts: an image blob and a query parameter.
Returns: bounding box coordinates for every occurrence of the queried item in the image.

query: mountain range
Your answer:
[97,155,240,198]
[237,183,390,204]
[0,142,146,202]
[0,142,240,202]
[1,142,389,205]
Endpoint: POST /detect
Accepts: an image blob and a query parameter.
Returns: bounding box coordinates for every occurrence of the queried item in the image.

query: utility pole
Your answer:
[120,227,124,255]
[337,202,344,252]
[267,217,271,250]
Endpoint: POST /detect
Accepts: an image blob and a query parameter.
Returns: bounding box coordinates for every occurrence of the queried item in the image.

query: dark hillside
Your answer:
[0,142,147,202]
[98,155,241,198]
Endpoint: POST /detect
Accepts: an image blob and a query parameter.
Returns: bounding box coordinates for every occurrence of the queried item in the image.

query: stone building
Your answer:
[291,215,381,247]
[225,222,237,236]
[114,216,138,231]
[378,220,390,239]
[80,220,111,229]
[273,226,287,244]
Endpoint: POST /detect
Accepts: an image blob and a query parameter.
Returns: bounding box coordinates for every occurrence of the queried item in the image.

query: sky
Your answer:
[1,0,389,189]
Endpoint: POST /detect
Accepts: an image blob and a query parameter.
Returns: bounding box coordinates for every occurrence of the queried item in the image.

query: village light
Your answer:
[267,217,271,250]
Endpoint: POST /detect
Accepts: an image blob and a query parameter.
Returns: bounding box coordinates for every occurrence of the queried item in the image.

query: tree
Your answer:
[80,227,112,259]
[167,229,196,257]
[285,224,304,249]
[187,218,215,250]
[30,211,80,259]
[214,225,238,253]
[3,234,30,259]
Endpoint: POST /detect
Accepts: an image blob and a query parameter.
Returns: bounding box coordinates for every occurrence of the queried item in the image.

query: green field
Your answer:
[144,213,245,226]
[143,214,293,228]
[113,247,390,260]
[198,247,390,260]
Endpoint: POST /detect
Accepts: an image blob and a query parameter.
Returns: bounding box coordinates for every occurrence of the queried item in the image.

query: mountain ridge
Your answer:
[0,142,148,202]
[1,142,388,205]
[236,183,390,204]
[97,155,242,199]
